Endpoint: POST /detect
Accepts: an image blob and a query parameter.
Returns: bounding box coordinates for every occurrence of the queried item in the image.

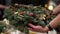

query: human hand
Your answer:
[0,5,9,9]
[28,23,49,33]
[53,4,60,14]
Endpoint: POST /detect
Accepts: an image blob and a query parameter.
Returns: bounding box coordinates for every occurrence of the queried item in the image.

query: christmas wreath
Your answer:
[3,4,55,34]
[0,21,6,33]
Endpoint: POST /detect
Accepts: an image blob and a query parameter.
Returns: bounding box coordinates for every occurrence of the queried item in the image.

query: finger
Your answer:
[28,28,40,32]
[28,23,35,29]
[28,28,35,32]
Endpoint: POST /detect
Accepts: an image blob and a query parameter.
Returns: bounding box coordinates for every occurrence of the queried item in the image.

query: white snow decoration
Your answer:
[14,12,18,14]
[3,18,10,25]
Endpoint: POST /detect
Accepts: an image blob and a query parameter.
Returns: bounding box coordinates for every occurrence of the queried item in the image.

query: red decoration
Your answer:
[29,14,33,16]
[18,12,25,15]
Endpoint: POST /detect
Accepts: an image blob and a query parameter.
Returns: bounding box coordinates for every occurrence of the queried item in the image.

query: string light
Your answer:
[48,5,53,10]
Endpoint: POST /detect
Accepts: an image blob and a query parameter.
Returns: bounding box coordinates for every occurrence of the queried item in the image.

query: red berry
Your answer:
[29,14,33,16]
[19,12,24,15]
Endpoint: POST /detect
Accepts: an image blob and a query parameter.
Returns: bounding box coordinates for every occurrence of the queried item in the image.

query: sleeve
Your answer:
[0,0,6,20]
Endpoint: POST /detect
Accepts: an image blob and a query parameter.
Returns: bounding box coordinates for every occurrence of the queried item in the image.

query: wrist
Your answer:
[47,24,53,31]
[43,26,49,32]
